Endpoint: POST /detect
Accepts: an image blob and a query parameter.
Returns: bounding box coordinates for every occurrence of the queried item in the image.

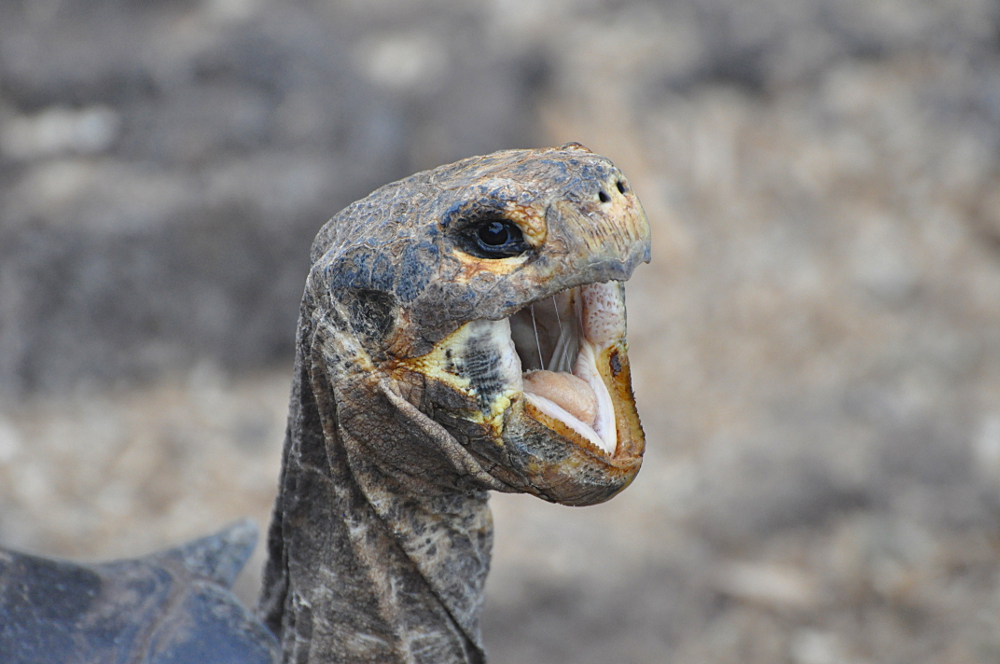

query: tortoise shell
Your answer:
[0,521,278,664]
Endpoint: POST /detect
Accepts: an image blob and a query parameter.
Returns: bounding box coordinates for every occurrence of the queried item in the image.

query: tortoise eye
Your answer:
[478,220,512,246]
[455,218,529,259]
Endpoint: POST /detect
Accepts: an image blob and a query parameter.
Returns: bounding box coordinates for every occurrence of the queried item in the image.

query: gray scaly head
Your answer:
[259,144,652,663]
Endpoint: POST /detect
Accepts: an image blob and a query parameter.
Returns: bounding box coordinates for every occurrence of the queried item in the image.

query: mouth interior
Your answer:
[507,283,625,455]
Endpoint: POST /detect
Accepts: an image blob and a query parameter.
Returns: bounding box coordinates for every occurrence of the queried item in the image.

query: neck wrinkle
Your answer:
[259,317,491,664]
[343,448,492,661]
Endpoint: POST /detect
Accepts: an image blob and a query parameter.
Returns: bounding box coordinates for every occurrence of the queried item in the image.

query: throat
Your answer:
[259,352,492,664]
[265,439,491,664]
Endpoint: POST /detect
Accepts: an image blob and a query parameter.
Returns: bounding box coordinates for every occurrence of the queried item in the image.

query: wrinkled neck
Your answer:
[259,325,492,664]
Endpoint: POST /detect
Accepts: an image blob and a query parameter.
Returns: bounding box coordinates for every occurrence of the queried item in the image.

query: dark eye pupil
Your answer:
[458,217,527,258]
[479,220,510,246]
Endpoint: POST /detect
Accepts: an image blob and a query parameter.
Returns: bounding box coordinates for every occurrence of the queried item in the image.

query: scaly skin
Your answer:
[258,144,651,663]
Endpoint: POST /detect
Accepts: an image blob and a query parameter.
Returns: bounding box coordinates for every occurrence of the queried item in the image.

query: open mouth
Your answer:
[400,279,640,465]
[508,281,629,457]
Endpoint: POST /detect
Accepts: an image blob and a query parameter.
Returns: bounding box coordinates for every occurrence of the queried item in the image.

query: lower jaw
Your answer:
[508,408,644,506]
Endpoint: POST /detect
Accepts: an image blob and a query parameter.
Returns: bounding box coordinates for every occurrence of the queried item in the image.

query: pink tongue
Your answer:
[522,370,598,426]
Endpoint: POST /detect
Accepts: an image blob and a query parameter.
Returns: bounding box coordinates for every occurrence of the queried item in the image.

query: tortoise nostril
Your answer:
[598,190,610,203]
[616,180,627,194]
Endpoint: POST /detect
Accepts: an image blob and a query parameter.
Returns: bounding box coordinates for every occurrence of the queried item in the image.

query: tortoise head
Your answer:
[304,144,651,506]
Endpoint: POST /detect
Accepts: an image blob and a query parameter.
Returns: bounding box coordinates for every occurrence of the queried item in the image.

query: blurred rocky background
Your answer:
[3,0,1000,662]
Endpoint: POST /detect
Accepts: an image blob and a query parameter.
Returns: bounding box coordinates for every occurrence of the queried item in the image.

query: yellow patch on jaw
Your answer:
[398,334,472,394]
[471,390,518,434]
[393,318,522,436]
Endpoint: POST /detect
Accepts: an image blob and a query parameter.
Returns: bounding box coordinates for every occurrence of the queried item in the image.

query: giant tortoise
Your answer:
[1,144,651,664]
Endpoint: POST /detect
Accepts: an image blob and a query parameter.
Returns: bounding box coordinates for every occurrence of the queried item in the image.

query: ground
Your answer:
[2,0,1000,662]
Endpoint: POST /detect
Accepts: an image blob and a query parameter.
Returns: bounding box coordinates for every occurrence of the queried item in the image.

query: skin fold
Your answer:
[258,144,652,664]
